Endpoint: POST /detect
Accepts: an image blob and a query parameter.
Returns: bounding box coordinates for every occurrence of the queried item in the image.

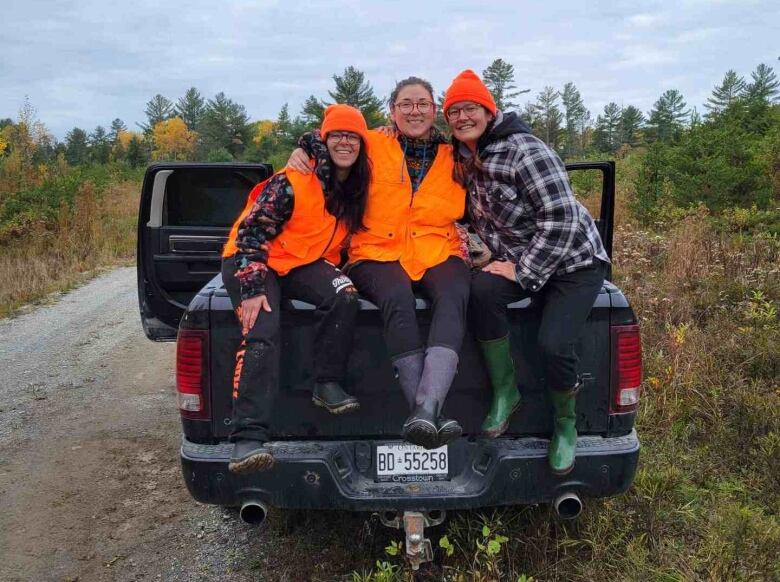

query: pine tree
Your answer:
[65,127,90,165]
[745,63,779,104]
[705,70,746,114]
[482,58,528,112]
[300,95,325,128]
[327,66,386,127]
[89,126,111,164]
[593,103,622,153]
[140,94,174,134]
[530,86,563,150]
[126,135,146,168]
[200,92,251,159]
[109,118,127,144]
[520,102,539,129]
[434,90,449,134]
[619,105,644,147]
[273,103,296,151]
[175,87,206,130]
[648,89,689,141]
[561,82,588,158]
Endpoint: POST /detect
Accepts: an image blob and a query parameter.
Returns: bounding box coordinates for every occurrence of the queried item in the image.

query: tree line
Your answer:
[2,59,777,169]
[1,59,777,223]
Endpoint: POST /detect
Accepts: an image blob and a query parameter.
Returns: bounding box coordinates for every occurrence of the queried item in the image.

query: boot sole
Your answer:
[481,400,521,439]
[402,420,439,450]
[550,461,575,476]
[228,452,275,475]
[437,422,462,446]
[312,397,360,415]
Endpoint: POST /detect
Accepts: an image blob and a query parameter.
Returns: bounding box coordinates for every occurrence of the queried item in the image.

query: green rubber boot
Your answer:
[479,336,521,438]
[548,388,578,475]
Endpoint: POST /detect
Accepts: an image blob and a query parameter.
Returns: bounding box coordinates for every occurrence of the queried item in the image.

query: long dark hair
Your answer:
[451,109,496,188]
[451,145,483,189]
[324,141,371,233]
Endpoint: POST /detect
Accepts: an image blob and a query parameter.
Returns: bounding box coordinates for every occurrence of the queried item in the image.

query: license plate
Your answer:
[375,443,449,482]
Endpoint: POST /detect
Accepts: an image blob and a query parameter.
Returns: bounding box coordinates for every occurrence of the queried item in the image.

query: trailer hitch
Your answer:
[377,510,446,570]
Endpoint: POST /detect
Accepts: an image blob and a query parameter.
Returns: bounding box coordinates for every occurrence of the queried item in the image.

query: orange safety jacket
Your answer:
[349,131,465,280]
[222,170,348,276]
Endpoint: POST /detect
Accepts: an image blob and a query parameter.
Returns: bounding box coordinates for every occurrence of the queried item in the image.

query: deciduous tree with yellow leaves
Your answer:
[152,117,198,161]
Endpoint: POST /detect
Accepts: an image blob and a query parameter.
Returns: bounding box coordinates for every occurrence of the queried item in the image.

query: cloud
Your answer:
[2,0,777,138]
[672,28,723,44]
[611,45,677,69]
[626,13,664,27]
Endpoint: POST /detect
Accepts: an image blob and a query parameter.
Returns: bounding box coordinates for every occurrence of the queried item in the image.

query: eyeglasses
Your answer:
[393,100,434,114]
[326,132,361,145]
[446,103,482,121]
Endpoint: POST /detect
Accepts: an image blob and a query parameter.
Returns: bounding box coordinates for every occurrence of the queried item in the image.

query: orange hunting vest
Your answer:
[349,131,465,281]
[222,170,347,276]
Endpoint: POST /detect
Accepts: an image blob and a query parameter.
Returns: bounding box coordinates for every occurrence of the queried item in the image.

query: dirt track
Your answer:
[0,268,395,581]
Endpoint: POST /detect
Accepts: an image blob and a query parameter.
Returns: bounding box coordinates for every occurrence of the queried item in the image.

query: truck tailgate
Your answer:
[207,287,612,439]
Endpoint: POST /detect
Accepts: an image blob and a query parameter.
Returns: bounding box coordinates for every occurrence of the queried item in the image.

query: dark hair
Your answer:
[451,150,481,189]
[324,141,371,234]
[389,77,435,108]
[450,111,496,188]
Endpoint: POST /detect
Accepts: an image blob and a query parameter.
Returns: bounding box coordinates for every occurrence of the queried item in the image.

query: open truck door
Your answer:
[136,162,272,340]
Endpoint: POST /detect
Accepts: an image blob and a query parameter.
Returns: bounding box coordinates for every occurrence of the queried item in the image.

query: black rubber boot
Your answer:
[312,381,360,414]
[437,417,463,445]
[401,399,440,450]
[228,439,275,474]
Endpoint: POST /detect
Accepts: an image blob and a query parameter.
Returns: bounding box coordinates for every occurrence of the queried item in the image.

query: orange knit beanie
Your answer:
[443,69,497,115]
[320,104,369,143]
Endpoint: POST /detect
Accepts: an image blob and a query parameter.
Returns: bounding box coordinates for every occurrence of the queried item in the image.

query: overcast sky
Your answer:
[2,0,778,139]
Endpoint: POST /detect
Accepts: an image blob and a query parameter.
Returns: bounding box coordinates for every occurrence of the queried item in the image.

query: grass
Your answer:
[0,178,139,317]
[348,163,780,581]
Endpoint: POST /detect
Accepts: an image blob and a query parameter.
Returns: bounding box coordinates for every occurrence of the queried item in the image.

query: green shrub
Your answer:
[632,101,779,223]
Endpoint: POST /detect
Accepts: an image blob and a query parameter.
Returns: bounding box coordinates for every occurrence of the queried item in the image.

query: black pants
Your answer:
[470,260,606,391]
[222,259,359,442]
[348,256,470,359]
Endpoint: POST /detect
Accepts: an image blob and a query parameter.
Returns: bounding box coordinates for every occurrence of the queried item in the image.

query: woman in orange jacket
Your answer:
[288,78,470,450]
[222,105,371,474]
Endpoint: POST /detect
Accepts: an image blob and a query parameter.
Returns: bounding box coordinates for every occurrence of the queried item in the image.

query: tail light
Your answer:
[176,329,210,420]
[610,324,642,413]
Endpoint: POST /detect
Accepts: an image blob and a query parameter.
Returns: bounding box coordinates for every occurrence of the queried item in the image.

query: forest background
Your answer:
[0,58,778,580]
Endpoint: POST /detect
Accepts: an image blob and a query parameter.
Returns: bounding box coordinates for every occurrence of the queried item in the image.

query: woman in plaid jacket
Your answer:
[443,70,611,475]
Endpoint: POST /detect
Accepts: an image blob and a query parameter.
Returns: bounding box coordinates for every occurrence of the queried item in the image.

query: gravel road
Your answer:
[0,268,396,582]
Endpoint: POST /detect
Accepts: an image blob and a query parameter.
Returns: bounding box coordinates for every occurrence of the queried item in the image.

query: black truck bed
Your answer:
[187,276,634,442]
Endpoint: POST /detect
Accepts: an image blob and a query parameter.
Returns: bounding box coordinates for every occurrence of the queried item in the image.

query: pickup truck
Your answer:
[136,161,641,568]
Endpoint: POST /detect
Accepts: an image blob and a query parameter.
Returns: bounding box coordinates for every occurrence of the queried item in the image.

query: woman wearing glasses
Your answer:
[221,105,371,474]
[442,70,610,475]
[289,77,470,450]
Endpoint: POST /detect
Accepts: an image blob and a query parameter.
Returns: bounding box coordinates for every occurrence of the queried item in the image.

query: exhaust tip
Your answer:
[239,501,268,525]
[554,492,583,520]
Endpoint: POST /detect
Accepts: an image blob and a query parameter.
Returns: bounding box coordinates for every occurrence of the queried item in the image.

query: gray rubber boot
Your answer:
[403,346,461,449]
[392,351,424,410]
[415,346,459,407]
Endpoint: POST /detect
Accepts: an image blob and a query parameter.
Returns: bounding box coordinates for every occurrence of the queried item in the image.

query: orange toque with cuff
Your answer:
[443,69,498,116]
[320,104,370,143]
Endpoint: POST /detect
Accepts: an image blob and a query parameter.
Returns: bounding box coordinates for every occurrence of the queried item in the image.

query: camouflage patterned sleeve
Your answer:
[233,174,294,300]
[297,129,328,160]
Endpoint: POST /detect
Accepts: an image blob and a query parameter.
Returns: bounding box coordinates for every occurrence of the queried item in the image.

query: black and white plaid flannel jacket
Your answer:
[464,113,610,292]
